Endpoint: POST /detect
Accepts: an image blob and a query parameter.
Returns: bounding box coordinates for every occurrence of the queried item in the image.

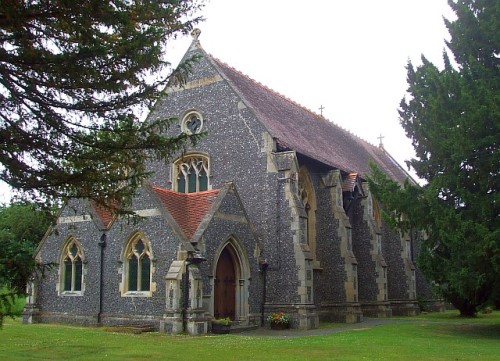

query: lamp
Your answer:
[182,250,206,333]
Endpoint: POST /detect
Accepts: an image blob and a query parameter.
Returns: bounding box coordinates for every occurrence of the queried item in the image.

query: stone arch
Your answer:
[119,230,156,296]
[171,152,210,193]
[298,166,318,266]
[58,236,85,295]
[212,236,251,322]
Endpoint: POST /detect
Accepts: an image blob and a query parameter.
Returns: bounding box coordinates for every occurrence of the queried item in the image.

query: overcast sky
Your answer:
[0,0,455,203]
[167,0,455,176]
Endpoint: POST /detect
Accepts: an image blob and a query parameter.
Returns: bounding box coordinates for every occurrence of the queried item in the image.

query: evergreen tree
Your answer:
[0,0,204,209]
[369,0,499,316]
[0,203,52,325]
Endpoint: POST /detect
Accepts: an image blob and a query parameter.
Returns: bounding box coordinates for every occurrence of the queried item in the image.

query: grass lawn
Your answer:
[0,311,499,361]
[0,287,25,321]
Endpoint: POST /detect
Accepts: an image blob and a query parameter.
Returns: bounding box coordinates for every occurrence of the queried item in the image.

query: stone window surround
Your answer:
[58,237,85,297]
[181,109,204,135]
[171,152,211,193]
[298,166,319,268]
[119,231,156,297]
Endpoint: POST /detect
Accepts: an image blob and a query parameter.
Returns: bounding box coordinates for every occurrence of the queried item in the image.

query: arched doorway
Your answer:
[214,246,236,320]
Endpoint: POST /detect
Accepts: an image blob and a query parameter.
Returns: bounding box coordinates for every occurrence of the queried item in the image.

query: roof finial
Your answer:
[319,105,325,117]
[191,28,201,40]
[377,133,385,148]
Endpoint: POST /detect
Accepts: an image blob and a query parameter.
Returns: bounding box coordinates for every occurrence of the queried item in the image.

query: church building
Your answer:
[24,31,427,334]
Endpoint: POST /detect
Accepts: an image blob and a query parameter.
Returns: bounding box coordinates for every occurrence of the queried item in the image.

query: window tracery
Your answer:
[124,237,152,294]
[174,154,209,193]
[60,238,84,294]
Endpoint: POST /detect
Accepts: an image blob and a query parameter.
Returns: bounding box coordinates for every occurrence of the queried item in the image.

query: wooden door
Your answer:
[214,247,236,320]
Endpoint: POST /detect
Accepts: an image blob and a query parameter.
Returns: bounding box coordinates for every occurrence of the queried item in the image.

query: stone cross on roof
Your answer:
[377,134,385,148]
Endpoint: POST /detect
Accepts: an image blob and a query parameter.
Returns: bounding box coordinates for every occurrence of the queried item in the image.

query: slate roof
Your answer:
[210,57,413,185]
[151,186,220,239]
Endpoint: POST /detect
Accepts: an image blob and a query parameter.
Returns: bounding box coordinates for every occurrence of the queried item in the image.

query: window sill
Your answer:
[60,291,83,296]
[122,291,152,298]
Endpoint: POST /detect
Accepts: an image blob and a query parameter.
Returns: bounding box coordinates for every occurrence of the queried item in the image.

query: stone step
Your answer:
[104,324,156,334]
[229,324,259,333]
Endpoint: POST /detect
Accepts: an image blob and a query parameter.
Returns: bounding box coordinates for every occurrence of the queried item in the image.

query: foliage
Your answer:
[368,0,499,316]
[0,0,205,210]
[267,312,290,325]
[0,203,52,325]
[212,317,231,326]
[1,314,499,360]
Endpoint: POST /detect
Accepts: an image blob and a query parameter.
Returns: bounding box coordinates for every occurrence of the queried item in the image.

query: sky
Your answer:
[165,0,455,177]
[0,0,455,204]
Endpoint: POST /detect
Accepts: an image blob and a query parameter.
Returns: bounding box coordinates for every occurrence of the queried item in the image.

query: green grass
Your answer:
[0,313,499,361]
[0,287,26,317]
[394,309,500,324]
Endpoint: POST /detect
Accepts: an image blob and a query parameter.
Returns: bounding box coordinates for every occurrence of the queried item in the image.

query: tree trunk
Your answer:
[450,296,477,317]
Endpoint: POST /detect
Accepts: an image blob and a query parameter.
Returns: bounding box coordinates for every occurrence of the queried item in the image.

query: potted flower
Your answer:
[211,317,232,334]
[267,312,290,330]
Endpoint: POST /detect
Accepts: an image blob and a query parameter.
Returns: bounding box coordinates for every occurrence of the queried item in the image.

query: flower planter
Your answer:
[270,322,289,330]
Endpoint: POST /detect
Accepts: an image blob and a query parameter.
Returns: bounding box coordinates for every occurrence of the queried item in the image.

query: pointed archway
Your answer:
[214,246,236,319]
[212,238,252,322]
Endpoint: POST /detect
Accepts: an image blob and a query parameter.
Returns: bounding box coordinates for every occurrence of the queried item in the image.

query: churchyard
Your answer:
[1,310,499,360]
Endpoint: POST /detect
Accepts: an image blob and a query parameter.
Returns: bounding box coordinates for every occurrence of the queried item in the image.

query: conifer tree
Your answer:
[0,0,204,209]
[0,203,52,325]
[369,0,499,315]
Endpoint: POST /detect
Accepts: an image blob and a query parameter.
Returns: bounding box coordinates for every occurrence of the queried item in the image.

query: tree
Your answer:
[368,0,499,316]
[0,0,205,209]
[0,203,52,325]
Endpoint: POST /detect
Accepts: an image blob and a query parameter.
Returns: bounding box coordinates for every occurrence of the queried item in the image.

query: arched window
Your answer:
[124,237,152,293]
[60,238,84,294]
[173,154,209,193]
[298,167,318,265]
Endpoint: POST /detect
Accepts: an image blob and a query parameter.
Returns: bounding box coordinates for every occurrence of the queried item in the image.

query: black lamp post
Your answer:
[182,251,206,334]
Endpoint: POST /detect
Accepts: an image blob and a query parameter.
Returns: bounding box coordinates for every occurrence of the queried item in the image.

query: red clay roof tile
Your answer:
[342,173,359,193]
[91,201,116,229]
[152,186,220,239]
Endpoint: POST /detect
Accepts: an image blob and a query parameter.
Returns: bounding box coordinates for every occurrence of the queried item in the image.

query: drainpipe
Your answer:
[260,261,269,327]
[97,233,107,325]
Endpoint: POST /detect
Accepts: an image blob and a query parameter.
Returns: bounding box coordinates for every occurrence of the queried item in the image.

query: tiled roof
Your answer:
[152,186,220,239]
[91,201,116,229]
[211,57,412,184]
[342,173,359,193]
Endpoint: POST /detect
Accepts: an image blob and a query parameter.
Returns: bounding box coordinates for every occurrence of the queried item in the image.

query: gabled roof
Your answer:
[151,186,220,240]
[208,56,413,185]
[342,173,359,193]
[90,201,116,229]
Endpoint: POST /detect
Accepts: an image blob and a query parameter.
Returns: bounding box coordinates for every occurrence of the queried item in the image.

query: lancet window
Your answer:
[61,239,84,293]
[125,238,152,293]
